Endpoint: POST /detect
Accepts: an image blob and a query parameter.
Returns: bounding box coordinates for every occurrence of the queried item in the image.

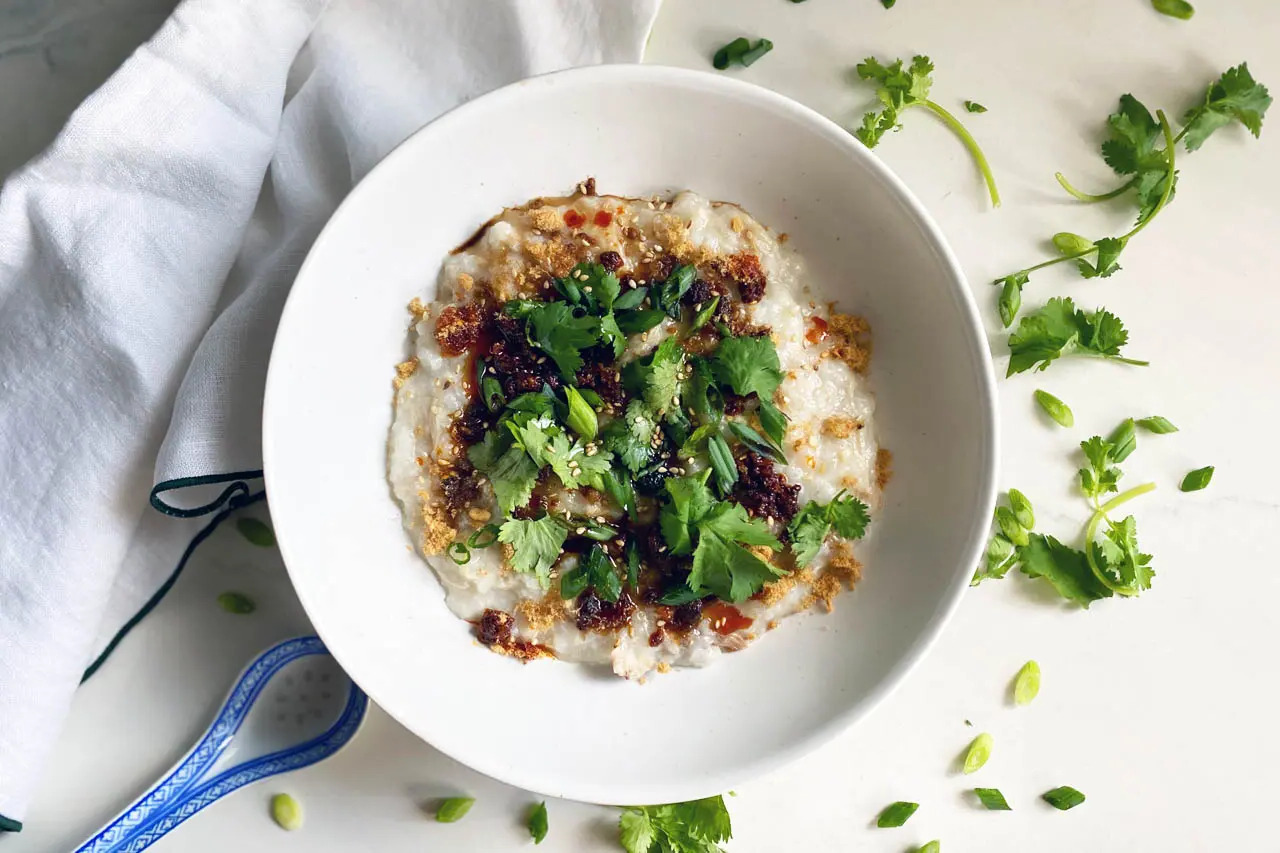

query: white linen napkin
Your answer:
[0,0,660,829]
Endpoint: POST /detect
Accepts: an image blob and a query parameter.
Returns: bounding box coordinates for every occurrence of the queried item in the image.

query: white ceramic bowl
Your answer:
[263,65,998,805]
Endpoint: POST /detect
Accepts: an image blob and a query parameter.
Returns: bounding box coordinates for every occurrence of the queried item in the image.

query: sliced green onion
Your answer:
[1042,786,1085,810]
[270,792,303,831]
[875,801,919,828]
[625,539,641,590]
[689,295,720,333]
[564,386,598,441]
[1135,415,1178,434]
[1180,466,1214,492]
[707,433,738,496]
[1034,389,1074,427]
[964,100,988,113]
[727,420,786,463]
[613,286,648,311]
[962,732,993,774]
[435,797,475,822]
[881,0,897,7]
[756,400,789,450]
[584,522,618,542]
[1007,489,1035,530]
[528,801,548,844]
[447,542,471,565]
[1108,418,1137,463]
[739,38,774,67]
[974,788,1011,810]
[1013,660,1041,706]
[481,376,505,412]
[998,278,1021,327]
[713,37,751,70]
[616,308,666,336]
[995,506,1029,547]
[917,842,940,853]
[467,524,500,549]
[217,592,256,615]
[577,387,604,409]
[1151,0,1194,19]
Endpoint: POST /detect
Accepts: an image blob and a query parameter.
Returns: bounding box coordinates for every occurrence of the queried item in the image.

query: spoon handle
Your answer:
[73,637,366,853]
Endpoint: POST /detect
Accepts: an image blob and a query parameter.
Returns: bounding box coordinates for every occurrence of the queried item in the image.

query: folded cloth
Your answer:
[0,0,660,829]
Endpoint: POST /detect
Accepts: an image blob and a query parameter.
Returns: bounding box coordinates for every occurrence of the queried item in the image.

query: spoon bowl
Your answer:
[75,636,367,853]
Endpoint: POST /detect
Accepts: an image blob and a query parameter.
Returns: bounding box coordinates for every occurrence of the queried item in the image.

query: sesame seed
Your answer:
[658,545,667,553]
[536,356,546,364]
[671,395,679,406]
[595,515,607,524]
[576,526,587,535]
[614,539,625,548]
[656,619,666,627]
[654,245,664,252]
[637,279,647,285]
[583,285,593,292]
[657,466,668,473]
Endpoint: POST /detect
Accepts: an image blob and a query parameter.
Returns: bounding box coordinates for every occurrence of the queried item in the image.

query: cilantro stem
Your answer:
[1054,172,1137,203]
[1120,110,1177,241]
[1084,482,1156,595]
[918,99,1001,207]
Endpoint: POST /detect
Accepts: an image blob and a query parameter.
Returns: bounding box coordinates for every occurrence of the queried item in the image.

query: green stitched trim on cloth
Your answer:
[0,813,22,832]
[82,489,267,683]
[149,469,264,518]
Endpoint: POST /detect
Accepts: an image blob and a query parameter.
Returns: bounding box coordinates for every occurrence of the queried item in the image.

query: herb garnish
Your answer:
[962,732,993,774]
[660,473,783,602]
[1041,786,1086,811]
[994,65,1270,326]
[974,788,1012,810]
[1152,0,1194,20]
[853,56,1001,207]
[620,796,732,853]
[528,801,548,844]
[964,100,988,114]
[876,801,919,827]
[1180,465,1214,491]
[787,492,871,566]
[1006,297,1146,376]
[1013,660,1041,706]
[713,38,773,71]
[435,797,475,823]
[1034,389,1074,427]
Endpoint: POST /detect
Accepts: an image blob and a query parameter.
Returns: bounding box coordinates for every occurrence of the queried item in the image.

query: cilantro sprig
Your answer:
[853,55,1001,208]
[659,473,783,602]
[1006,297,1146,376]
[787,492,871,567]
[995,64,1271,326]
[620,796,733,853]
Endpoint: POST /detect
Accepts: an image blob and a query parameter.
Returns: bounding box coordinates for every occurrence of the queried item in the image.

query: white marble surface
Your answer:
[5,0,1280,850]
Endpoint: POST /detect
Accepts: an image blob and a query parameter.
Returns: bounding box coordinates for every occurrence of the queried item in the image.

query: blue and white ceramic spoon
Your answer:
[74,635,367,852]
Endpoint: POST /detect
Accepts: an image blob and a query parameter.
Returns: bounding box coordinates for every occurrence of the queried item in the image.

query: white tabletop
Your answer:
[6,1,1280,850]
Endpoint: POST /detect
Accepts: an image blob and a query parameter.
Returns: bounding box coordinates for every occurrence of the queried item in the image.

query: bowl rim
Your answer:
[263,62,1000,804]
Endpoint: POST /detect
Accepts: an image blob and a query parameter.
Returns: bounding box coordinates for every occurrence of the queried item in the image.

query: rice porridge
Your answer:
[388,182,888,680]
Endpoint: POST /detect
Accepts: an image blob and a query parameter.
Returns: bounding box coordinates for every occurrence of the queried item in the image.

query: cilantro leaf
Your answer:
[712,334,783,400]
[787,493,871,567]
[498,516,568,588]
[526,301,599,379]
[1089,514,1155,593]
[1182,62,1272,151]
[1018,533,1113,608]
[690,529,783,603]
[602,400,660,474]
[659,473,717,556]
[1076,236,1125,279]
[853,55,1000,207]
[1101,94,1166,176]
[544,432,613,490]
[1006,297,1147,376]
[624,337,687,415]
[559,543,622,602]
[469,432,540,515]
[701,501,781,548]
[620,797,732,853]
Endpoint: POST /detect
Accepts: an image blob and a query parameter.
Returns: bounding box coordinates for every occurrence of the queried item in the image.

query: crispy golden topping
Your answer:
[517,594,569,632]
[756,567,815,607]
[824,312,873,374]
[524,237,580,277]
[528,207,561,233]
[821,416,861,439]
[876,448,894,490]
[407,297,427,319]
[418,491,457,556]
[393,358,419,389]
